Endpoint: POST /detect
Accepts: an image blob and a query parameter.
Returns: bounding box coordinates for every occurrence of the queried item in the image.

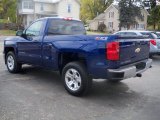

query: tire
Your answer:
[62,62,92,96]
[6,51,22,73]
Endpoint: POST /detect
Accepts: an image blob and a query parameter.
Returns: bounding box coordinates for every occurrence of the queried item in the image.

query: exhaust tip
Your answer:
[136,73,142,77]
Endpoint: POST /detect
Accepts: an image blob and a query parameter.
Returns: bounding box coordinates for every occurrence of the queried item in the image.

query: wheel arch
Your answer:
[58,51,88,74]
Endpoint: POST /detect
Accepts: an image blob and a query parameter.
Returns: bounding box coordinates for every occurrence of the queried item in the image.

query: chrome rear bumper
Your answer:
[107,59,152,80]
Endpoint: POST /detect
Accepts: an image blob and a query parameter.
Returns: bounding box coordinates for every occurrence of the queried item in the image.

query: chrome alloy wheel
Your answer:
[65,68,82,91]
[7,55,15,71]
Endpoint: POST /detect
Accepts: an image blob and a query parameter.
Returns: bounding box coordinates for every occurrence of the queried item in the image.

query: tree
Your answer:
[80,0,113,23]
[150,0,156,8]
[142,0,157,9]
[98,23,106,32]
[142,0,160,30]
[149,0,160,30]
[118,0,143,30]
[0,0,17,22]
[148,5,160,30]
[0,1,3,13]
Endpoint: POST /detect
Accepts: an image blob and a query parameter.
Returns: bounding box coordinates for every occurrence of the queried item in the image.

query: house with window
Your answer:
[18,0,80,28]
[89,4,149,32]
[89,13,105,31]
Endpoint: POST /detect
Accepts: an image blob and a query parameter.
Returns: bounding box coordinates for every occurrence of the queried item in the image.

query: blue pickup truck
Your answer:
[3,17,152,96]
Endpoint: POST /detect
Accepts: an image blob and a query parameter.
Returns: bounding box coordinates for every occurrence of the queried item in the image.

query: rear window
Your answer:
[115,32,126,35]
[47,19,86,35]
[125,32,137,36]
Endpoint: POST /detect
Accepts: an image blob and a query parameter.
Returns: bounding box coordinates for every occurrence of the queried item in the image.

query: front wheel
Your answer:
[62,62,92,96]
[6,51,22,73]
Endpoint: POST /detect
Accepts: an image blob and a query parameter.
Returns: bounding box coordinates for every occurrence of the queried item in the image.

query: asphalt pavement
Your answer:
[0,36,160,120]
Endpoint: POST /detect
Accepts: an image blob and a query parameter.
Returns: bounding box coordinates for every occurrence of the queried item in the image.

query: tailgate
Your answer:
[119,39,150,66]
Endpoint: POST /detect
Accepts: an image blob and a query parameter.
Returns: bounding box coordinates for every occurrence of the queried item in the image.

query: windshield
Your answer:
[141,32,160,39]
[154,32,160,38]
[47,19,86,35]
[151,32,160,39]
[140,32,153,39]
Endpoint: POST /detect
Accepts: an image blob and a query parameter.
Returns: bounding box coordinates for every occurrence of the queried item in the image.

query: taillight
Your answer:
[150,39,156,46]
[106,42,120,61]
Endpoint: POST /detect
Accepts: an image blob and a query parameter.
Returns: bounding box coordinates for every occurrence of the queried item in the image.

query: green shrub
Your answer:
[98,23,106,32]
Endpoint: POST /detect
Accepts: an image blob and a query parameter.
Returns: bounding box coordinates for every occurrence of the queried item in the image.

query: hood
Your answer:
[4,36,23,41]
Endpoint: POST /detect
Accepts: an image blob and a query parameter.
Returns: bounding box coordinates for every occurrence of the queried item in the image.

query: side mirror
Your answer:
[16,30,24,36]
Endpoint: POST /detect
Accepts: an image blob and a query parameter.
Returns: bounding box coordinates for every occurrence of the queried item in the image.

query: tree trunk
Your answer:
[153,23,156,30]
[127,24,130,30]
[153,18,157,30]
[119,26,121,31]
[158,23,160,30]
[119,24,121,31]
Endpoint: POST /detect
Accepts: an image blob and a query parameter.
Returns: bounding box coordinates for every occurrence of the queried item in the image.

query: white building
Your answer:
[18,0,80,28]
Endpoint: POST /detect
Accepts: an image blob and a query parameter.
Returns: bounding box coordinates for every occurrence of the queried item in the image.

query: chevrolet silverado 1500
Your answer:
[3,17,152,96]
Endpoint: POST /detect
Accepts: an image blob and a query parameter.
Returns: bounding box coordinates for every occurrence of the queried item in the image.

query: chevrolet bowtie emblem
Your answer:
[135,48,141,53]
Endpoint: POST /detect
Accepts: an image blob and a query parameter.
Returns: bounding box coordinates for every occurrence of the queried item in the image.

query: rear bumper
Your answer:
[150,51,160,55]
[150,49,160,54]
[107,59,152,80]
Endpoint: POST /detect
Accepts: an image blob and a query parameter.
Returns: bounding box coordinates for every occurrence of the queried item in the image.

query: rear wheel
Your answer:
[6,51,22,73]
[62,62,92,96]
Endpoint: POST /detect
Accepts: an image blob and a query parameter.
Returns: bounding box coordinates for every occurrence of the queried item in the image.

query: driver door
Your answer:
[17,20,44,66]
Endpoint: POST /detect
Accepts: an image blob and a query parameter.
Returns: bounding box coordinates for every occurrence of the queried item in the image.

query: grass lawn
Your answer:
[0,30,16,36]
[0,19,9,23]
[87,31,109,35]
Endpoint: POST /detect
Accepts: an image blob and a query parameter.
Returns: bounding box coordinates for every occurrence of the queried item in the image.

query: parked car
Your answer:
[140,31,160,56]
[3,17,152,96]
[114,30,143,36]
[114,30,160,56]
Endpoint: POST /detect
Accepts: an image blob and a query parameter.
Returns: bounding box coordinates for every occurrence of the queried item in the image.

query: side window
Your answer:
[115,32,120,35]
[26,20,43,37]
[125,32,137,36]
[116,32,125,35]
[41,3,44,11]
[67,4,71,13]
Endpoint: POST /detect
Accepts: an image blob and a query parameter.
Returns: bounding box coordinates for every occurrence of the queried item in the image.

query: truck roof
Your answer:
[36,17,81,22]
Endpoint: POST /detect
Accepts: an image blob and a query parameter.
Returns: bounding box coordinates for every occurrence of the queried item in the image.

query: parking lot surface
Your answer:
[0,36,160,120]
